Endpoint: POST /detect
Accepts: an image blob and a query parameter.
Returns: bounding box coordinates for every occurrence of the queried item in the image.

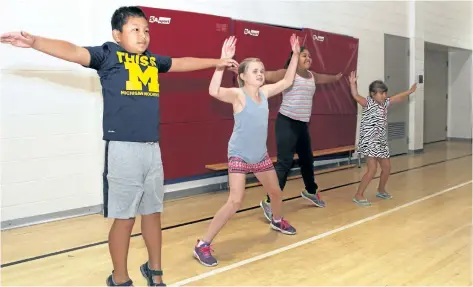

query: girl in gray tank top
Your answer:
[227,88,269,164]
[193,35,300,267]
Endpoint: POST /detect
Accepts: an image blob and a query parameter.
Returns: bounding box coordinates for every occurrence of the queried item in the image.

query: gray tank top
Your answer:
[228,89,269,164]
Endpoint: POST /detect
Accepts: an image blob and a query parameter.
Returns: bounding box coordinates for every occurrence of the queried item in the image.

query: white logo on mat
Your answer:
[244,28,260,37]
[149,16,171,24]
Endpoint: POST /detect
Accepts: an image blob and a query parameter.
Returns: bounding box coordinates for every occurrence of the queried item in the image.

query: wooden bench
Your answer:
[205,145,360,188]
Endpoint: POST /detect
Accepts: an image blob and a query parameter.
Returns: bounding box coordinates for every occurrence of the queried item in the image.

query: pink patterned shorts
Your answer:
[228,153,275,174]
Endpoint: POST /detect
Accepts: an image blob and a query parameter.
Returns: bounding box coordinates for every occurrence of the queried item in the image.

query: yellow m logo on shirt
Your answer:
[124,62,159,93]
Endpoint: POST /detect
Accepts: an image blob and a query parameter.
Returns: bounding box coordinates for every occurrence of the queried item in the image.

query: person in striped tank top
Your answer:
[193,35,299,267]
[259,46,343,220]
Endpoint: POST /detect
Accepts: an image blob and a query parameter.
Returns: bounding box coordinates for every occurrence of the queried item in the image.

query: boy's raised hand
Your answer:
[1,31,35,48]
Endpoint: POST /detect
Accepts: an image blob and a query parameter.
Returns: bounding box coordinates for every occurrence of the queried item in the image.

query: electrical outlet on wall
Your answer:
[418,75,423,84]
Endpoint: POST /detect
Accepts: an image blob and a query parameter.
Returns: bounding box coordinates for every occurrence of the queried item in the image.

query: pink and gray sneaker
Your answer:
[193,240,218,267]
[301,190,326,207]
[270,217,296,235]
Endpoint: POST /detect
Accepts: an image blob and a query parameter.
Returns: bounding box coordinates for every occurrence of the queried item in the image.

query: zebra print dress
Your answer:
[357,96,391,158]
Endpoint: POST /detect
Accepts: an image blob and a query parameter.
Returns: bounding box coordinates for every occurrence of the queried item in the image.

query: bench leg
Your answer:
[221,174,230,190]
[357,153,361,168]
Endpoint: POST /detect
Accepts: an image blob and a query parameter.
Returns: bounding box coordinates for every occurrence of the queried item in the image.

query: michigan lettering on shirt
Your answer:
[116,51,160,97]
[83,42,172,142]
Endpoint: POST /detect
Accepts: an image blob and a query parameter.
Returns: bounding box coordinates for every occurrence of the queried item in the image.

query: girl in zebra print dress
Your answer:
[348,71,417,206]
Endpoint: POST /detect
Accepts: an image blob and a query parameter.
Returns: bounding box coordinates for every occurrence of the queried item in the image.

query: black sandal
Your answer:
[106,272,134,286]
[140,262,165,286]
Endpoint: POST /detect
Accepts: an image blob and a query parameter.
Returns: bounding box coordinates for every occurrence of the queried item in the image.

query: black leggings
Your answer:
[267,113,318,202]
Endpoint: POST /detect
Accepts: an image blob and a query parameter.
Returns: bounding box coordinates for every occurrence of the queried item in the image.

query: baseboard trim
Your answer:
[408,148,424,154]
[1,205,103,231]
[447,137,472,142]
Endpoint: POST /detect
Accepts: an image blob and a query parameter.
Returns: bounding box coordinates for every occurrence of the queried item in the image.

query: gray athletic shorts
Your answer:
[103,141,164,219]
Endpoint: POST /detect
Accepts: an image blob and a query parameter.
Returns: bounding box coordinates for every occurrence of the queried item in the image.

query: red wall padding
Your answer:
[139,6,234,123]
[302,29,359,116]
[159,121,233,178]
[309,115,357,150]
[301,29,359,149]
[139,6,359,181]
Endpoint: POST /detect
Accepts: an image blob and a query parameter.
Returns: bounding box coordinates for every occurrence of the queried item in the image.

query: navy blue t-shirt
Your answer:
[84,42,172,142]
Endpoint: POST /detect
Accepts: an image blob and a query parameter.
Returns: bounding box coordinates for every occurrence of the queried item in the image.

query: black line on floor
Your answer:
[2,154,470,268]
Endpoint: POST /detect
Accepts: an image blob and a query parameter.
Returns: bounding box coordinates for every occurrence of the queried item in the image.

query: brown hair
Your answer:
[369,80,388,97]
[237,58,264,87]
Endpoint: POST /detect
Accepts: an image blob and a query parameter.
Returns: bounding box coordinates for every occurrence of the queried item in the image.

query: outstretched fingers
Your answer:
[290,33,300,53]
[0,31,34,48]
[349,71,357,84]
[221,35,237,59]
[0,33,15,43]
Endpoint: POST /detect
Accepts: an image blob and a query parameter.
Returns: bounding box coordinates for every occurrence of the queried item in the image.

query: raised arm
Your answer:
[389,83,417,104]
[260,34,300,98]
[209,36,240,104]
[313,72,343,84]
[168,35,238,73]
[1,31,91,66]
[228,68,286,83]
[267,69,342,85]
[348,71,367,107]
[264,69,287,83]
[169,57,238,73]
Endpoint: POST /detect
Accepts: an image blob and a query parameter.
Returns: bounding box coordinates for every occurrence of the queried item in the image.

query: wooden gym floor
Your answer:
[1,141,471,286]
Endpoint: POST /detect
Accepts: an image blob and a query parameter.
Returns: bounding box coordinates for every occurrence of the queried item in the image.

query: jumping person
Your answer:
[193,34,300,267]
[348,71,417,206]
[258,46,343,221]
[1,6,237,286]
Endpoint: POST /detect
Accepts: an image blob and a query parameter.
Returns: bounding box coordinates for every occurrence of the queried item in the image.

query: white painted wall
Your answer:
[408,1,472,151]
[423,1,471,51]
[448,49,472,139]
[0,0,471,224]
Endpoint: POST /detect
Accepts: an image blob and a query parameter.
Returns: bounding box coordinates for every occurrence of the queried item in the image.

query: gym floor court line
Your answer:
[1,141,470,266]
[1,152,470,269]
[174,180,471,286]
